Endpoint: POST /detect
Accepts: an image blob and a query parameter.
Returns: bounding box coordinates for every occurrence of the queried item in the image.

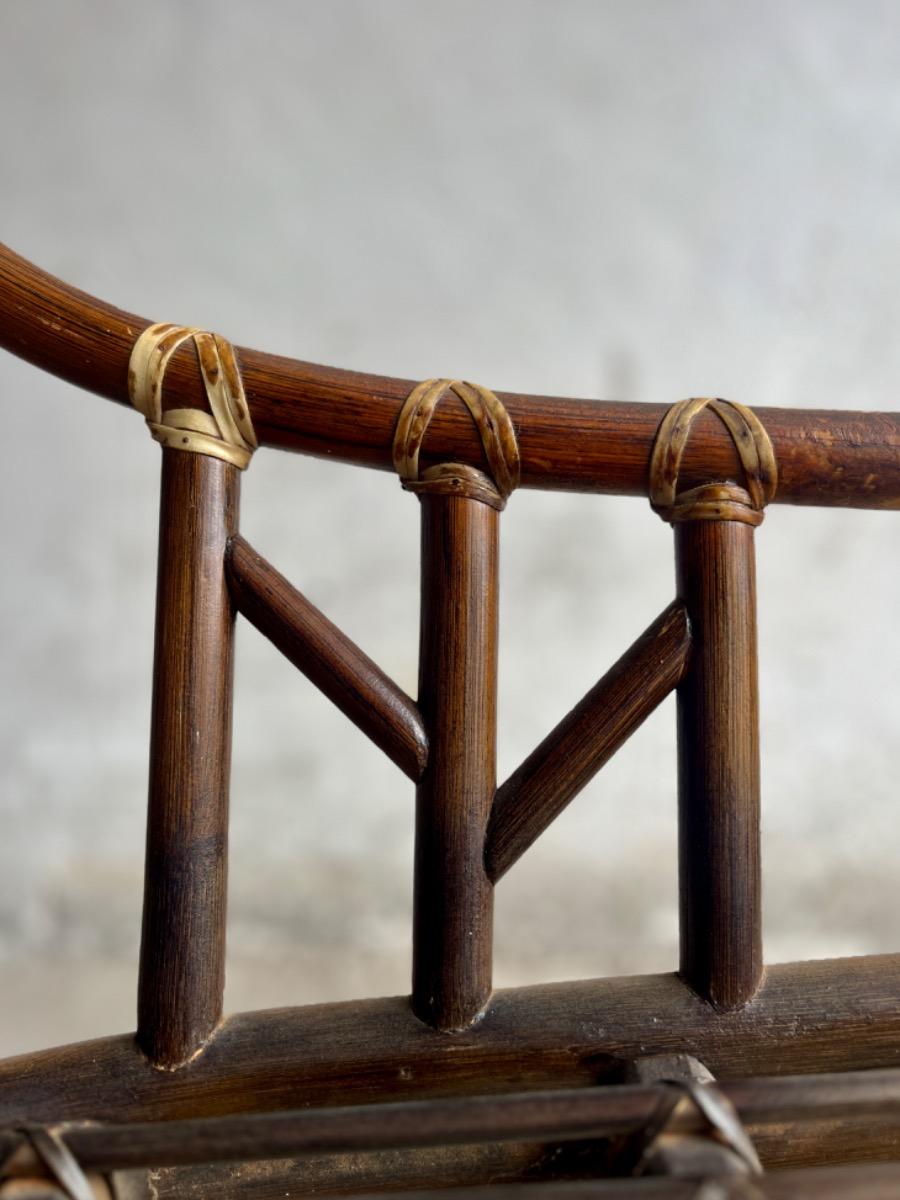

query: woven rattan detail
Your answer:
[128,323,257,469]
[649,397,777,526]
[393,378,520,510]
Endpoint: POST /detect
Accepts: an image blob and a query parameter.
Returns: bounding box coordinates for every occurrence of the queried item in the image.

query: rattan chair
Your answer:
[1,243,899,1198]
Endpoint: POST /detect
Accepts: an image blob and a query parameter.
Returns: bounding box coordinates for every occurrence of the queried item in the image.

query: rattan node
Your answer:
[393,377,520,510]
[649,397,777,526]
[128,323,257,469]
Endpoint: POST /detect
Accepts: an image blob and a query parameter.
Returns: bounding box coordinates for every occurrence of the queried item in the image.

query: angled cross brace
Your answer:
[5,255,900,1200]
[485,601,692,883]
[225,535,428,782]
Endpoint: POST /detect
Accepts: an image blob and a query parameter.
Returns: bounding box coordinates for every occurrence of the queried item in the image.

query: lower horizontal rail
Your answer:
[358,1166,900,1199]
[201,1164,900,1199]
[69,1164,900,1200]
[6,1067,900,1173]
[108,1141,900,1198]
[1,955,899,1128]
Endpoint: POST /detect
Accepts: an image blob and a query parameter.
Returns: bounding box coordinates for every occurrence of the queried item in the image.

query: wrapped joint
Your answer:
[402,461,507,510]
[128,323,257,469]
[638,1079,763,1179]
[665,483,765,527]
[393,377,520,508]
[649,396,777,525]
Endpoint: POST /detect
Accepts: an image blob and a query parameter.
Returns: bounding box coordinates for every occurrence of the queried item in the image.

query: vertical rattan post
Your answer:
[137,449,239,1067]
[129,323,254,1067]
[650,398,776,1012]
[412,488,498,1029]
[394,377,519,1031]
[675,517,762,1009]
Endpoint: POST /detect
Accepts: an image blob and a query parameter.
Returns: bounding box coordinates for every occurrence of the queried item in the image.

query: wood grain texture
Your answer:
[9,1067,900,1175]
[675,520,762,1011]
[111,1145,574,1200]
[0,1089,656,1170]
[3,957,900,1127]
[137,450,237,1068]
[124,1164,900,1200]
[485,601,691,883]
[225,535,427,781]
[413,493,498,1029]
[3,244,900,508]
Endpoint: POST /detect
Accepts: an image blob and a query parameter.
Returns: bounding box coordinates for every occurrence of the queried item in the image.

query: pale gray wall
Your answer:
[1,1,898,1056]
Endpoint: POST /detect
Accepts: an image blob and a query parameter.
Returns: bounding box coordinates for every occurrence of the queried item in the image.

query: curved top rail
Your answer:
[2,243,899,508]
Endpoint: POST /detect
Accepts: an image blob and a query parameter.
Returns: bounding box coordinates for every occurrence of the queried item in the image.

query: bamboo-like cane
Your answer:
[2,244,900,507]
[485,601,691,882]
[136,450,237,1068]
[226,535,427,781]
[676,519,762,1010]
[5,1067,900,1175]
[413,490,498,1030]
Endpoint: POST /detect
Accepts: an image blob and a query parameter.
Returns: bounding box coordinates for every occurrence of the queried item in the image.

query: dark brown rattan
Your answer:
[1,245,899,1197]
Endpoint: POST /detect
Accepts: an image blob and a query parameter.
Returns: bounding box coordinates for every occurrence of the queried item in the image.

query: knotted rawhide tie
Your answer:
[393,378,520,510]
[649,397,777,527]
[128,323,257,469]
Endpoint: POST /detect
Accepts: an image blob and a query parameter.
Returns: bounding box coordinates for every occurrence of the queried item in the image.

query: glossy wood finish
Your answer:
[3,244,900,508]
[485,601,691,883]
[3,956,900,1127]
[137,450,237,1068]
[413,492,498,1030]
[225,535,427,781]
[675,520,762,1011]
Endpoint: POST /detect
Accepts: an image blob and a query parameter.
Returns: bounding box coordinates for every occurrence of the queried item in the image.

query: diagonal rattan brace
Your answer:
[649,397,777,526]
[393,378,520,509]
[128,323,257,469]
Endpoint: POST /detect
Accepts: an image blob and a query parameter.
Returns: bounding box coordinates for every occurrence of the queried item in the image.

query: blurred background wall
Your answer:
[1,0,898,1056]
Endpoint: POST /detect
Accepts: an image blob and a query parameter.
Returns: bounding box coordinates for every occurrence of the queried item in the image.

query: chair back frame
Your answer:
[1,244,900,1195]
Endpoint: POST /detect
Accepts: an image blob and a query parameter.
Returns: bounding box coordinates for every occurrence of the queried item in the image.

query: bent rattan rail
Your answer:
[1,243,899,1198]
